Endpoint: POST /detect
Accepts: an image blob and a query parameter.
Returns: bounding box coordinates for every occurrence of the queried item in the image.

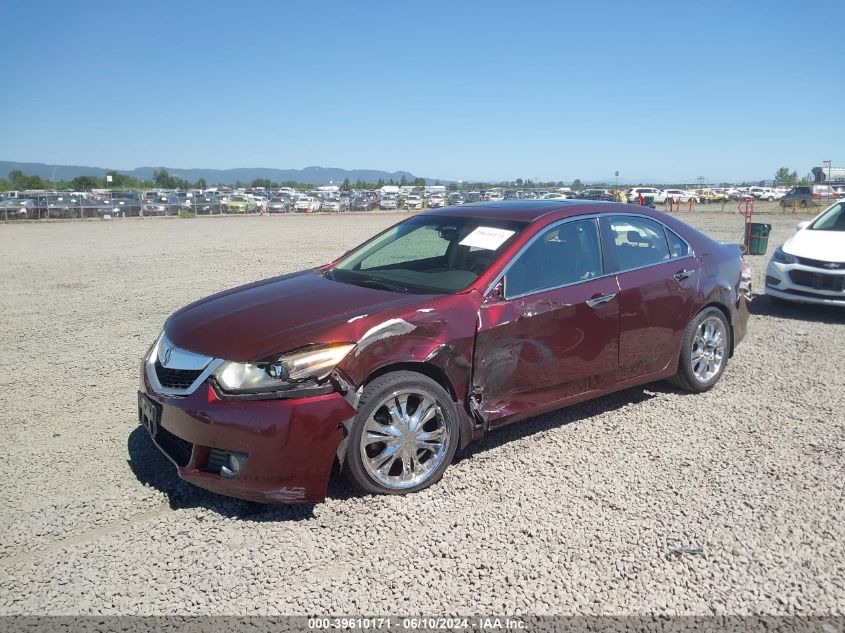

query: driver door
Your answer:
[472,218,620,427]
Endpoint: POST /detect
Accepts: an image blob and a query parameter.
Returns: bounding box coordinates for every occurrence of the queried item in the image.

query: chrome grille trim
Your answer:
[145,333,223,397]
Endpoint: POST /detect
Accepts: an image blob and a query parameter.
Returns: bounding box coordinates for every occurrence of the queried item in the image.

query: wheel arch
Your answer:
[362,361,458,403]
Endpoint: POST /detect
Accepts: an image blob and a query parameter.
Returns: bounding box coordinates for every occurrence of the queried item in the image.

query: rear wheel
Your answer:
[669,307,730,393]
[344,371,459,495]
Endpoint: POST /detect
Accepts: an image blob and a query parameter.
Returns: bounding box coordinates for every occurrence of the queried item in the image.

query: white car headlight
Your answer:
[772,246,798,265]
[214,343,355,393]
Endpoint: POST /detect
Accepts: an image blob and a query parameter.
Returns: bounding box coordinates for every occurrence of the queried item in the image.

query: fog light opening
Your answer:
[765,275,781,287]
[220,452,247,479]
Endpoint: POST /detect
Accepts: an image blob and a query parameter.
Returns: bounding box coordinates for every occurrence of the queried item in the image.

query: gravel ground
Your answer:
[0,208,843,616]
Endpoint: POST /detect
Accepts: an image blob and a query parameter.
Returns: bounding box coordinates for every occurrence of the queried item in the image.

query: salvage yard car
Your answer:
[765,201,845,306]
[294,196,321,212]
[139,200,750,504]
[222,195,256,213]
[267,197,290,213]
[379,195,399,210]
[428,194,446,208]
[405,193,424,210]
[321,197,343,213]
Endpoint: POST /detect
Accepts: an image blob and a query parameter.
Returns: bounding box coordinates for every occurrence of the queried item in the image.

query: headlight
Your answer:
[772,246,798,264]
[214,343,355,393]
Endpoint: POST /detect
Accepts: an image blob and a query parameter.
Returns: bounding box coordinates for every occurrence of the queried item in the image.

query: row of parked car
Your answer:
[3,182,844,220]
[624,184,845,207]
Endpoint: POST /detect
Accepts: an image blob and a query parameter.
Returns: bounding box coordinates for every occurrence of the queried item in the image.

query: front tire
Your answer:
[669,307,730,393]
[344,371,459,495]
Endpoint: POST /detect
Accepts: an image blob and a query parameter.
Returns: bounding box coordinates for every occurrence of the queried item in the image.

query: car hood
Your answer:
[165,269,431,361]
[783,229,845,263]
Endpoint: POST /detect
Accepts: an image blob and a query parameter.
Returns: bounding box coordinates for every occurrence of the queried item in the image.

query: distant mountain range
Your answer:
[0,161,443,186]
[0,160,766,187]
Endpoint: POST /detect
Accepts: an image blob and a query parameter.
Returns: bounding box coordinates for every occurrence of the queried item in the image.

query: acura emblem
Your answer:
[162,347,173,366]
[823,262,841,269]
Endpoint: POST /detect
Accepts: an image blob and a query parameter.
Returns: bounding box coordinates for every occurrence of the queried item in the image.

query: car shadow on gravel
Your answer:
[127,426,319,522]
[127,383,680,519]
[456,385,665,462]
[750,294,845,324]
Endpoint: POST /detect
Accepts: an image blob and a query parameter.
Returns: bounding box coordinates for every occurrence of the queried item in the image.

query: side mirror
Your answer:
[796,221,810,231]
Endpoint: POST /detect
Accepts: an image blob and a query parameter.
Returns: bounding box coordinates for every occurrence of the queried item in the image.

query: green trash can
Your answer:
[747,222,771,255]
[643,195,656,208]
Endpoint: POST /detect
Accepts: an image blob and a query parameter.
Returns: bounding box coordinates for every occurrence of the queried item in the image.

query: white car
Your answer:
[294,196,321,213]
[754,189,785,202]
[427,194,446,208]
[404,194,424,210]
[765,201,845,306]
[540,192,569,199]
[656,189,699,204]
[625,187,661,203]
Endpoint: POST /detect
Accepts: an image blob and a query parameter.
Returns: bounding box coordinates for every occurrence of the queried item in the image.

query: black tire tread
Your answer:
[669,307,730,393]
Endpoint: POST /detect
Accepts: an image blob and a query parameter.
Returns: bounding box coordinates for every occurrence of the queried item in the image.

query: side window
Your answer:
[608,216,671,271]
[505,219,602,297]
[665,228,691,258]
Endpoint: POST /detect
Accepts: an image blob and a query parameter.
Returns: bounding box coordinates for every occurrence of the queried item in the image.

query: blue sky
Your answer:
[1,0,842,183]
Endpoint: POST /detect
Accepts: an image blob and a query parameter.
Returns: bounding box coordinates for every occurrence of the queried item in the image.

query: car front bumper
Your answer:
[139,368,354,504]
[765,260,845,306]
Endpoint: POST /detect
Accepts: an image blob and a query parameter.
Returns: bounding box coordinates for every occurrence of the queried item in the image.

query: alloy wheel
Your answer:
[360,389,449,490]
[691,316,727,383]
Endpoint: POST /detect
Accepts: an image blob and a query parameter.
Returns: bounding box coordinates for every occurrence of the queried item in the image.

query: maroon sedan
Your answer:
[138,201,750,504]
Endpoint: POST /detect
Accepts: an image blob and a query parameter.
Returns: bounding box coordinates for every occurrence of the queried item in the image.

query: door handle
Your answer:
[674,269,694,281]
[586,293,616,308]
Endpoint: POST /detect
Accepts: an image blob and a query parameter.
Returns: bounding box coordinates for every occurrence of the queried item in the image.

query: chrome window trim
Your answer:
[484,215,607,301]
[145,333,223,397]
[483,212,695,301]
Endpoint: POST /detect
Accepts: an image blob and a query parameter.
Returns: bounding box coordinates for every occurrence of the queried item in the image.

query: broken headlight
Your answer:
[214,344,355,394]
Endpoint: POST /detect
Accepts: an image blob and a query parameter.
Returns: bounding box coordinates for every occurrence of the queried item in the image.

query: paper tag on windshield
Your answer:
[459,226,515,250]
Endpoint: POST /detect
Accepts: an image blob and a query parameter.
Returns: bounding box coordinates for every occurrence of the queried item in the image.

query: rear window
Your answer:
[608,216,671,270]
[666,228,691,258]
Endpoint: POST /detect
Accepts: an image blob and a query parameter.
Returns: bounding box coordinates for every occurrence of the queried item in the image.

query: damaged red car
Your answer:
[138,201,750,504]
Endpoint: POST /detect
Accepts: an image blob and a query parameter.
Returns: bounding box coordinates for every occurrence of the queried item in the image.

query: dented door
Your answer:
[472,276,620,426]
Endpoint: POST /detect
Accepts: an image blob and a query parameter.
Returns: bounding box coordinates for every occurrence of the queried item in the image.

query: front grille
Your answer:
[788,270,845,292]
[154,360,203,390]
[796,256,845,269]
[155,425,193,467]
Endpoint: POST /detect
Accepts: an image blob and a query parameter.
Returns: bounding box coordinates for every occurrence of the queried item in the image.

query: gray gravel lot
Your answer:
[0,208,843,615]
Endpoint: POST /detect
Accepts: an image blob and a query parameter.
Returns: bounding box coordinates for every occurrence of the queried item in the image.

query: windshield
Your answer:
[330,215,525,294]
[810,203,845,231]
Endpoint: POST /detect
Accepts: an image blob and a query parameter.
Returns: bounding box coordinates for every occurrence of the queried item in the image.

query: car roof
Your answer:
[423,199,620,222]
